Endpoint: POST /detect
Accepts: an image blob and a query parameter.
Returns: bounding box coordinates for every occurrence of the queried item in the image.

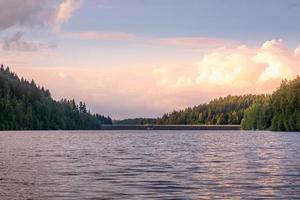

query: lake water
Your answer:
[0,130,300,199]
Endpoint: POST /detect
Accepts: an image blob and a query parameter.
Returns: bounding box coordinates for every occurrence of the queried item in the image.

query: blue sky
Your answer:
[1,0,300,118]
[64,0,300,45]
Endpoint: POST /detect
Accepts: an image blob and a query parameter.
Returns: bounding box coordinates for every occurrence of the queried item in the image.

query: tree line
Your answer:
[0,65,112,130]
[113,118,157,125]
[241,77,300,131]
[156,94,268,125]
[156,77,300,131]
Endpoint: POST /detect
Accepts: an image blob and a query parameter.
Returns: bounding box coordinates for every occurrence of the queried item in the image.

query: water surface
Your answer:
[0,130,300,199]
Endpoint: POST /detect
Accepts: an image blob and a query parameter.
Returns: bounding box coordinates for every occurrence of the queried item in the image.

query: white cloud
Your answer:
[294,46,300,56]
[195,39,300,89]
[254,40,298,83]
[53,0,82,32]
[261,39,283,50]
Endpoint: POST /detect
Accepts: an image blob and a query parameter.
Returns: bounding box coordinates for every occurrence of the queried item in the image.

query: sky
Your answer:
[0,0,300,119]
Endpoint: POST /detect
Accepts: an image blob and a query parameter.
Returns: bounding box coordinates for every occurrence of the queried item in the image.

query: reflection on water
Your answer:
[0,130,300,199]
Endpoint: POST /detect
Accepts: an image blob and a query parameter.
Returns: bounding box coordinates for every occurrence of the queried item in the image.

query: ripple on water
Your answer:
[0,130,300,199]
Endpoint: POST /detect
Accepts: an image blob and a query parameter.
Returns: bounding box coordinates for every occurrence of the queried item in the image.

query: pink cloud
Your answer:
[195,40,300,90]
[59,31,137,41]
[157,37,235,51]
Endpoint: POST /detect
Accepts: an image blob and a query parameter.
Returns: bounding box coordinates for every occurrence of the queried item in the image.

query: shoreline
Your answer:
[100,125,241,130]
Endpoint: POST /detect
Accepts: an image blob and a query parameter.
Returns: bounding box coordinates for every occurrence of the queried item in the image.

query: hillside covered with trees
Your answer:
[0,65,112,130]
[157,77,300,132]
[241,77,300,131]
[156,94,268,125]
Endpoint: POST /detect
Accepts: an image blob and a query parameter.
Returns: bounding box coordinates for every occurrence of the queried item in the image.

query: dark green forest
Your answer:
[156,94,268,125]
[113,118,156,125]
[241,77,300,131]
[0,65,112,130]
[157,77,300,131]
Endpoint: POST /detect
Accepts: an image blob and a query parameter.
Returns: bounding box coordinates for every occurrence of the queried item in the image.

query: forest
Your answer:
[241,77,300,131]
[156,94,268,125]
[157,77,300,131]
[0,65,112,130]
[113,118,156,125]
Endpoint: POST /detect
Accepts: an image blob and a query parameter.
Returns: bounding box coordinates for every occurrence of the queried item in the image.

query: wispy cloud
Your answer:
[58,31,137,41]
[53,0,137,41]
[53,0,83,32]
[157,37,235,51]
[1,31,56,52]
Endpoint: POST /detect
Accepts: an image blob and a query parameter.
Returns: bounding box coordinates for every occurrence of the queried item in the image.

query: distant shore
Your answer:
[100,124,240,130]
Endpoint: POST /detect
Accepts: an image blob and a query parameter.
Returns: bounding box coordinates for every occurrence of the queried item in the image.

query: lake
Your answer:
[0,130,300,199]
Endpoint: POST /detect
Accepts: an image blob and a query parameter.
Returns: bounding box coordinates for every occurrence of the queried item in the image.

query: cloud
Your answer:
[195,39,300,93]
[0,0,84,33]
[0,0,57,31]
[254,40,295,82]
[1,31,56,52]
[53,0,83,32]
[157,37,235,51]
[294,46,300,56]
[58,31,137,41]
[52,0,137,41]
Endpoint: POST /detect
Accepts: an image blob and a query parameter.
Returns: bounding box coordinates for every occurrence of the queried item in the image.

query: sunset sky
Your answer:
[1,0,300,118]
